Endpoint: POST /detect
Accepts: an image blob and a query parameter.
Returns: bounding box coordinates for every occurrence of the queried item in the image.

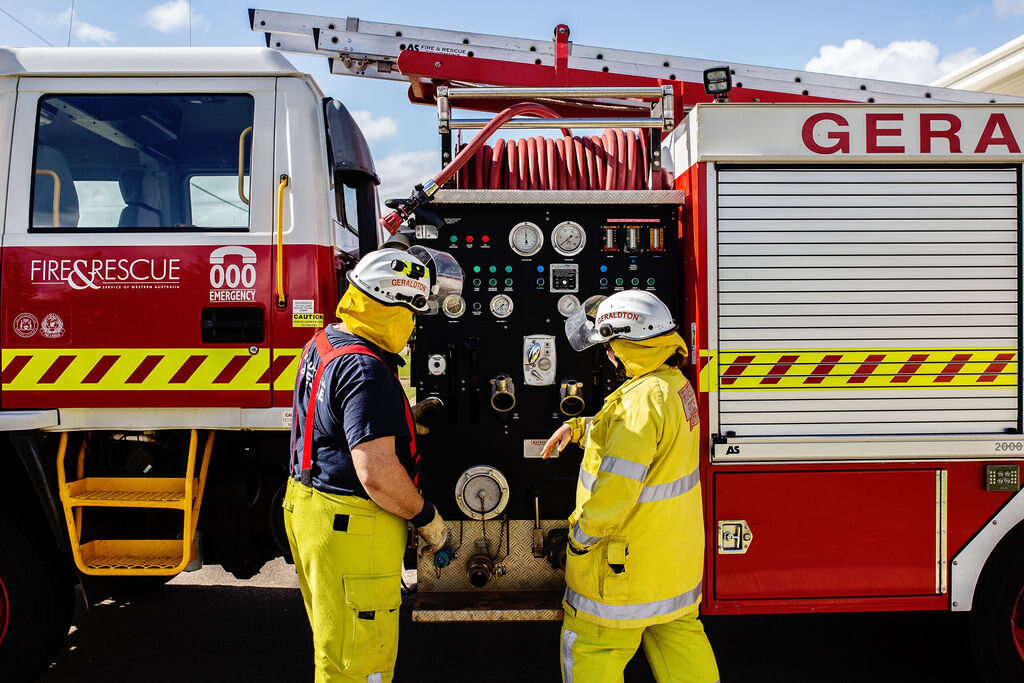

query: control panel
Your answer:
[411,195,683,521]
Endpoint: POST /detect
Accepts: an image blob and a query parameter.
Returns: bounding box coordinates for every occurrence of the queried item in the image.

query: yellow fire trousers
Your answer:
[283,478,408,683]
[560,608,720,683]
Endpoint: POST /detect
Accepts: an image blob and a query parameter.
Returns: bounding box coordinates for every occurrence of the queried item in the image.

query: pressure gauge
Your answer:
[455,466,510,520]
[509,221,544,256]
[490,294,513,318]
[442,294,466,318]
[551,221,586,257]
[557,294,580,318]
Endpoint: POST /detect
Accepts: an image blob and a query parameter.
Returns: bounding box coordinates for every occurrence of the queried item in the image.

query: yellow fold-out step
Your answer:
[57,430,214,576]
[65,477,199,509]
[79,539,199,574]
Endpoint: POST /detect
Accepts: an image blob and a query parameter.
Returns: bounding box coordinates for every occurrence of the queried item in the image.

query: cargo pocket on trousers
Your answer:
[601,537,629,602]
[342,573,402,675]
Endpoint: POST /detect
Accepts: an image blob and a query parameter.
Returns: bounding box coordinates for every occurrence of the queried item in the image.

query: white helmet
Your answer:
[347,246,463,313]
[565,290,676,351]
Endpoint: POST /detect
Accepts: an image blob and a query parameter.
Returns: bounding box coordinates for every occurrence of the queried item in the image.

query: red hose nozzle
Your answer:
[380,209,406,235]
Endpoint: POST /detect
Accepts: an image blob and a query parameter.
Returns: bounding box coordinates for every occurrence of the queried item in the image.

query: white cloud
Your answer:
[374,149,438,205]
[994,0,1024,17]
[40,9,116,45]
[806,39,979,85]
[75,21,116,45]
[142,0,207,34]
[350,110,399,142]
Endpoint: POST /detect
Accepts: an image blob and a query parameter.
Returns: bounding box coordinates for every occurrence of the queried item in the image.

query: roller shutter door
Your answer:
[717,167,1020,437]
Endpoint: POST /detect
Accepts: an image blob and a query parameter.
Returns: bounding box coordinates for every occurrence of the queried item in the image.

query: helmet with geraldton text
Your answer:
[347,246,463,313]
[564,290,676,351]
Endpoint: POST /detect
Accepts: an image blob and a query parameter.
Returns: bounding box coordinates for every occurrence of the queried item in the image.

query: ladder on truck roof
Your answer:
[250,7,1022,124]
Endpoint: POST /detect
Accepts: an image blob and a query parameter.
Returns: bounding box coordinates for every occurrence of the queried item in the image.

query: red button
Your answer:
[466,235,474,243]
[482,235,490,243]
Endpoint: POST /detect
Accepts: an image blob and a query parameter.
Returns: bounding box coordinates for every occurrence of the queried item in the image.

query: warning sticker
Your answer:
[679,381,699,431]
[292,299,314,314]
[293,313,324,328]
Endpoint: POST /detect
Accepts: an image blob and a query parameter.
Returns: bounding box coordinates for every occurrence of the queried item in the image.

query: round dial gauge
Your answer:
[557,294,581,318]
[442,294,466,318]
[490,294,513,318]
[551,221,586,257]
[509,221,544,257]
[455,466,510,520]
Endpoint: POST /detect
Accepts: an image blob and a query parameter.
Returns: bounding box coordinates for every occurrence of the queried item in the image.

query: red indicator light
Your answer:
[482,235,490,243]
[466,235,474,243]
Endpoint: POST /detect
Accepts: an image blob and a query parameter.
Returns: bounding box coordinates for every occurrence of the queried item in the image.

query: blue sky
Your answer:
[3,0,1024,199]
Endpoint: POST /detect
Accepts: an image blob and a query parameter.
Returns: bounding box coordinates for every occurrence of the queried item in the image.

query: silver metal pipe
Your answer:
[450,117,664,130]
[445,86,665,100]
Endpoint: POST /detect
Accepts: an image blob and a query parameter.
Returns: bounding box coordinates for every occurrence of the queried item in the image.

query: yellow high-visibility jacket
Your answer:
[563,364,704,629]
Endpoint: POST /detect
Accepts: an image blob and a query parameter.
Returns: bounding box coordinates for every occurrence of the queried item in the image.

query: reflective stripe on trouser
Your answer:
[560,609,720,683]
[283,478,407,683]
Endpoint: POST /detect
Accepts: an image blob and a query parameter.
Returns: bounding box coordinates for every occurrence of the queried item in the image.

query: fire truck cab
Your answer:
[0,47,380,679]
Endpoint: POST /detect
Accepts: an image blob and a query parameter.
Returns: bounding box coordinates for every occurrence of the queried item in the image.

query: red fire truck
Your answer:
[1,9,1023,682]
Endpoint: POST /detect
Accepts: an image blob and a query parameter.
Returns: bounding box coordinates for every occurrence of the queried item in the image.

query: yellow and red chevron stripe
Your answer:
[1,348,304,391]
[701,348,1018,391]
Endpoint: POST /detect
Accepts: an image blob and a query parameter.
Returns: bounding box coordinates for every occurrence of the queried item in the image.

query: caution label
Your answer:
[292,313,324,328]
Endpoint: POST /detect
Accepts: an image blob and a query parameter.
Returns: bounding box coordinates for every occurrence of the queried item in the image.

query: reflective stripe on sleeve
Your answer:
[560,628,578,683]
[578,465,700,503]
[598,456,649,482]
[564,581,702,622]
[578,468,596,491]
[367,674,383,683]
[571,523,602,547]
[636,467,700,503]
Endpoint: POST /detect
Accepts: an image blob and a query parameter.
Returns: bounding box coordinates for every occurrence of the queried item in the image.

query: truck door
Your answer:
[1,78,277,410]
[0,79,15,408]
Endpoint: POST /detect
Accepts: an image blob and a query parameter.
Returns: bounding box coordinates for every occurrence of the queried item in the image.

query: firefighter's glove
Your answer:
[411,397,443,435]
[412,502,448,553]
[567,535,591,556]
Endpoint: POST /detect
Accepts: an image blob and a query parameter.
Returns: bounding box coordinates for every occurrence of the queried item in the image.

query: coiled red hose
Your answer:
[457,129,650,190]
[381,102,571,234]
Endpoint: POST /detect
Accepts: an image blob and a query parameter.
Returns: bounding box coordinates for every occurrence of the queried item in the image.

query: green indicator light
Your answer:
[489,278,497,286]
[631,278,640,286]
[473,265,481,273]
[505,265,513,273]
[505,278,513,286]
[647,278,655,286]
[489,265,497,273]
[450,235,458,243]
[615,278,624,286]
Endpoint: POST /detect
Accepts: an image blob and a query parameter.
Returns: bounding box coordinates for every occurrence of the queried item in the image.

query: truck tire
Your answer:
[969,525,1024,683]
[0,518,72,682]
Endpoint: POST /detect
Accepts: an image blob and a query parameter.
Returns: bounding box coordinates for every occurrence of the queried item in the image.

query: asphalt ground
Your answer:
[38,559,981,683]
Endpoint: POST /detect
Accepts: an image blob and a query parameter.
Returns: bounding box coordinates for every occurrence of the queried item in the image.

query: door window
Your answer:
[31,94,254,231]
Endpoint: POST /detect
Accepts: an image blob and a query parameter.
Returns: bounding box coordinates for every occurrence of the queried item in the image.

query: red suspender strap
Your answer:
[289,336,317,476]
[298,329,419,486]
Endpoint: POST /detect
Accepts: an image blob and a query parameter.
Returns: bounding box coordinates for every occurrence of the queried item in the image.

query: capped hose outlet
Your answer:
[490,374,516,413]
[559,379,585,416]
[433,544,458,569]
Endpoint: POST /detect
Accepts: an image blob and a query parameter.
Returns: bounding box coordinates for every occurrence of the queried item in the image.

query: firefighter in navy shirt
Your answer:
[284,246,463,683]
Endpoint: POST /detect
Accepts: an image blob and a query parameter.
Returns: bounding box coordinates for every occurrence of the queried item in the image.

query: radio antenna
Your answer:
[66,0,75,47]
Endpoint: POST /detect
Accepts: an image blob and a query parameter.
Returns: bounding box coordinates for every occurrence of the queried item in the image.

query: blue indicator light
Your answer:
[600,265,608,273]
[537,265,545,273]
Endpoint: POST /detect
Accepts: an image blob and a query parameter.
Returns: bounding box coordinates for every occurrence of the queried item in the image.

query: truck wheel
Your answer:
[0,519,71,681]
[970,526,1024,682]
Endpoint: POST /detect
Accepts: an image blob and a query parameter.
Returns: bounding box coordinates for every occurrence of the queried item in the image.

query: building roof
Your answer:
[933,34,1024,96]
[0,47,300,78]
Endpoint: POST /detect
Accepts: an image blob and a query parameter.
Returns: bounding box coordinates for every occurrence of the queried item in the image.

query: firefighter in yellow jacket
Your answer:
[542,290,719,683]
